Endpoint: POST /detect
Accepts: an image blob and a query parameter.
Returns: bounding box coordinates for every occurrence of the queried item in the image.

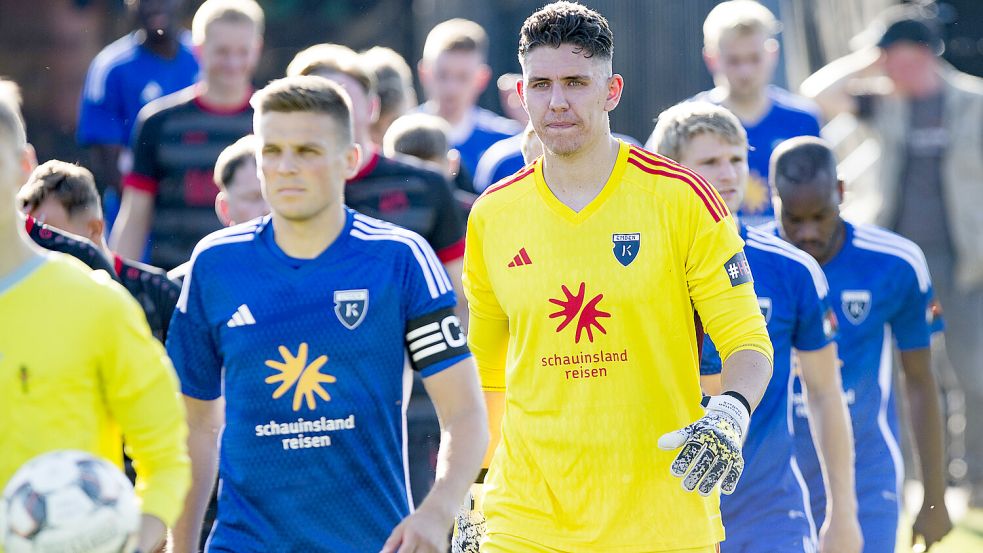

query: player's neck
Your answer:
[199,81,252,110]
[0,215,43,280]
[437,103,469,127]
[817,219,847,265]
[541,134,620,212]
[720,87,770,123]
[270,205,347,260]
[137,30,180,59]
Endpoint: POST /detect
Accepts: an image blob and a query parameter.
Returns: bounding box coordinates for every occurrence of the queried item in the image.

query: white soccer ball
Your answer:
[0,450,140,553]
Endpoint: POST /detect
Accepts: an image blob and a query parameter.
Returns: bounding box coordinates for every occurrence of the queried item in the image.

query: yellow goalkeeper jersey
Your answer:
[0,253,190,528]
[464,142,772,551]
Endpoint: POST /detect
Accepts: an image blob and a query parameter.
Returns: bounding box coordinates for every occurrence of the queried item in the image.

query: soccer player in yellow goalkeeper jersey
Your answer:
[0,80,190,553]
[452,3,774,552]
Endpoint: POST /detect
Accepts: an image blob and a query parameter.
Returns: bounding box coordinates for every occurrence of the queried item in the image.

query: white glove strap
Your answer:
[705,394,751,440]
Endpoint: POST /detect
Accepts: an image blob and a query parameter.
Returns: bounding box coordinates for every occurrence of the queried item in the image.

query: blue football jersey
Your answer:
[166,210,469,552]
[649,86,821,226]
[77,31,199,147]
[768,222,934,529]
[442,106,521,178]
[702,224,833,548]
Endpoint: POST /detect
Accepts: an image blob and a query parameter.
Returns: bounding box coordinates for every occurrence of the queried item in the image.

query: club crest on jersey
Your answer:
[334,289,369,330]
[612,233,640,266]
[757,297,772,323]
[841,290,871,325]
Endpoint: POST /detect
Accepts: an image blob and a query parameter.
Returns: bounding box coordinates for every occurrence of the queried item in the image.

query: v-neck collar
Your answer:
[534,140,629,225]
[256,211,354,276]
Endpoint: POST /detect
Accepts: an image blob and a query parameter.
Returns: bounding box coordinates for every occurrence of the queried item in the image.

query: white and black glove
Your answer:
[451,471,487,553]
[657,392,751,496]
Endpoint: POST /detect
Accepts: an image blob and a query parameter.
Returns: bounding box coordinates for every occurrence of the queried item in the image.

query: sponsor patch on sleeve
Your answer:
[823,307,839,340]
[723,251,753,287]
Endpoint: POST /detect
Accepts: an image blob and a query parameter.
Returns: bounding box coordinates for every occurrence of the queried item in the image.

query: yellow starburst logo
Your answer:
[741,173,771,215]
[264,343,337,411]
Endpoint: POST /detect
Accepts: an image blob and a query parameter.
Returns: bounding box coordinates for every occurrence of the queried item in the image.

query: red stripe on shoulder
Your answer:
[626,157,723,222]
[630,147,729,217]
[475,165,535,203]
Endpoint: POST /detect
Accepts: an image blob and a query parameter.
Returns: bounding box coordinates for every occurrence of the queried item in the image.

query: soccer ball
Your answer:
[0,450,140,553]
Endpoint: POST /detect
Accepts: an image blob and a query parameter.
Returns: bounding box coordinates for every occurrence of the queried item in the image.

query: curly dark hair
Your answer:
[518,1,613,61]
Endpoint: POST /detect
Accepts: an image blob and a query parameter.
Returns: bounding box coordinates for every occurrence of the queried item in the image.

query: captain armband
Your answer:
[405,307,470,372]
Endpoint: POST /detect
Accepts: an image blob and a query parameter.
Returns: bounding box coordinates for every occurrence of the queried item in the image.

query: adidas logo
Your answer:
[227,304,256,327]
[507,247,532,268]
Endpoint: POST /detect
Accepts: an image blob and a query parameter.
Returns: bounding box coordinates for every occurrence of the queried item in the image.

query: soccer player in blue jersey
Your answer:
[770,137,952,551]
[652,101,862,553]
[646,1,821,227]
[167,76,488,553]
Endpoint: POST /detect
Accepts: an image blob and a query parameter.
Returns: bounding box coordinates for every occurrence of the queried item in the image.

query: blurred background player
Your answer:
[287,44,470,510]
[646,0,821,227]
[652,101,862,553]
[76,0,198,222]
[802,7,983,508]
[417,18,520,186]
[495,73,528,127]
[167,76,487,553]
[362,46,418,147]
[456,3,772,551]
[0,79,190,553]
[110,0,263,269]
[18,159,180,343]
[770,137,952,551]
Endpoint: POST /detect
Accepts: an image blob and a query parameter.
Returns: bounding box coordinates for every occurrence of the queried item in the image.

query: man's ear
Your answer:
[19,143,37,184]
[703,47,718,75]
[88,217,105,244]
[346,143,362,179]
[474,63,492,93]
[836,179,845,205]
[215,191,231,226]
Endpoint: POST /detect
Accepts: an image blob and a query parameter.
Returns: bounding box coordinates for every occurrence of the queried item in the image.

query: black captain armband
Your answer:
[405,307,469,372]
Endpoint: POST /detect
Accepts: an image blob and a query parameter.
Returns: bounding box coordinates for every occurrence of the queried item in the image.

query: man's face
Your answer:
[676,132,748,214]
[135,0,181,40]
[199,21,261,91]
[223,158,269,225]
[25,197,99,242]
[257,111,358,223]
[519,44,620,157]
[777,181,841,263]
[709,30,777,99]
[882,43,937,96]
[421,50,488,118]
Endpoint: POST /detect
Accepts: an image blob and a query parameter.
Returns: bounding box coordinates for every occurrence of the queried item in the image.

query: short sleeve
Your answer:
[401,232,468,377]
[792,262,836,352]
[463,208,509,391]
[125,104,163,194]
[77,64,127,146]
[166,259,224,399]
[891,270,932,351]
[425,171,466,263]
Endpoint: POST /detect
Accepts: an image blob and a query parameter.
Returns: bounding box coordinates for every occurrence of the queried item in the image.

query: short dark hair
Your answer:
[18,160,101,217]
[770,136,838,193]
[362,46,416,119]
[214,134,258,191]
[423,18,489,61]
[251,76,354,145]
[383,113,450,162]
[518,1,613,62]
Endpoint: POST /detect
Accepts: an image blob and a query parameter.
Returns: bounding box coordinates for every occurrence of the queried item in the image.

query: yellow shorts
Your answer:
[481,533,719,553]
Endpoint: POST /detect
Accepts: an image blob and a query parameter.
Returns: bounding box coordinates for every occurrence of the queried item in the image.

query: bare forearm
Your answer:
[903,352,948,504]
[171,427,219,553]
[136,514,166,553]
[109,189,153,259]
[806,387,858,518]
[720,349,772,410]
[419,404,489,520]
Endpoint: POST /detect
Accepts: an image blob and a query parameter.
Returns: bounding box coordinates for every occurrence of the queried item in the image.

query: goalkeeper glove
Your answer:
[657,392,751,496]
[451,472,486,553]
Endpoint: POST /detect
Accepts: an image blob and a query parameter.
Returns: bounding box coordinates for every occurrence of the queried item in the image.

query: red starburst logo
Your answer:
[548,282,611,343]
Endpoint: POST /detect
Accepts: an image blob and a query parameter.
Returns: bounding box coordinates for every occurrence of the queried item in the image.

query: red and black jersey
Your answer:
[113,254,180,342]
[125,85,253,270]
[24,216,117,277]
[345,150,466,263]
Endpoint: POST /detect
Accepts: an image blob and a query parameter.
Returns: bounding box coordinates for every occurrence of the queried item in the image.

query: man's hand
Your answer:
[379,504,451,553]
[657,393,750,495]
[451,483,486,553]
[912,501,952,551]
[819,511,863,553]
